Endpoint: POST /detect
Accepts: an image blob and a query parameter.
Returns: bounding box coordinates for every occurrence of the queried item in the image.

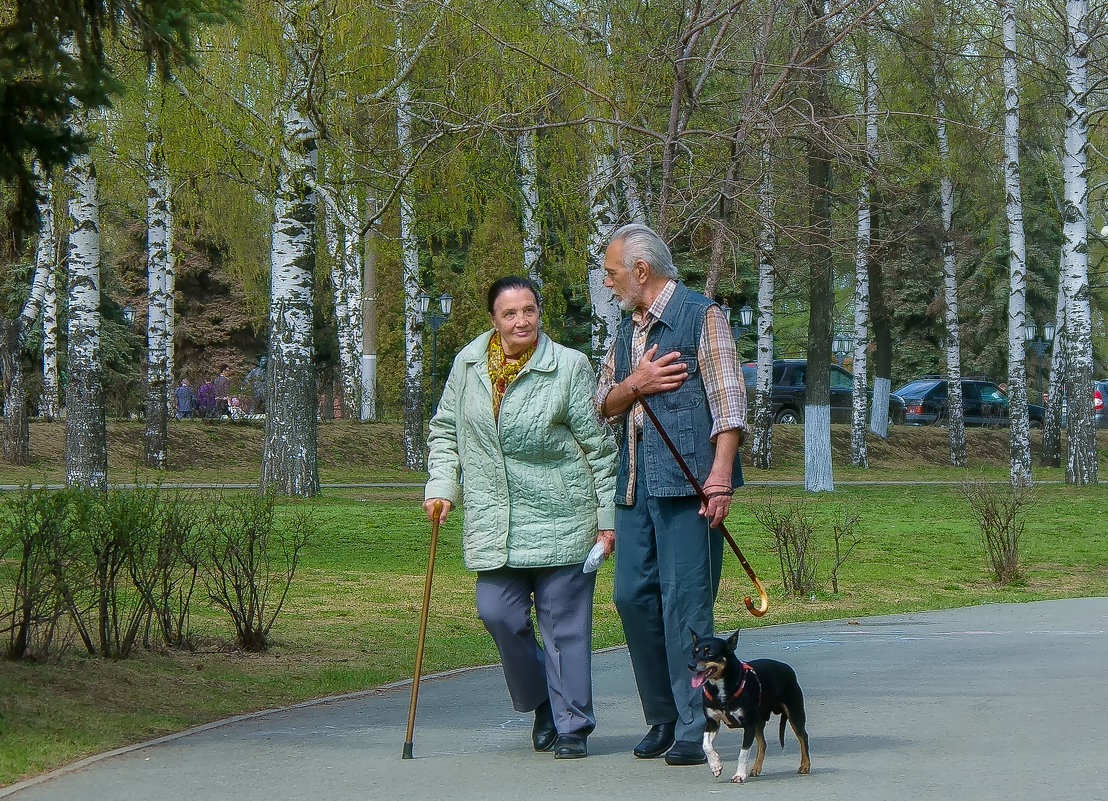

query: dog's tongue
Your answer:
[691,671,708,689]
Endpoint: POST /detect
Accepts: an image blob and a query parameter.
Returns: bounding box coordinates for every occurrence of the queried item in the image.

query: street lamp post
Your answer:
[418,290,453,408]
[832,331,854,367]
[1024,320,1055,404]
[721,302,755,345]
[122,304,136,327]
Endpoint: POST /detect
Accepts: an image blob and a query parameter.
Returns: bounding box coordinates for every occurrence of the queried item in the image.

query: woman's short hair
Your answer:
[487,276,541,313]
[608,223,677,279]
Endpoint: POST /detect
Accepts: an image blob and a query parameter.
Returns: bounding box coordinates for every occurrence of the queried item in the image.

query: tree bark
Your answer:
[261,3,320,497]
[1000,0,1032,487]
[517,130,542,283]
[144,68,171,470]
[586,128,621,358]
[1061,0,1097,485]
[64,106,108,490]
[752,141,776,470]
[850,49,877,469]
[936,95,966,467]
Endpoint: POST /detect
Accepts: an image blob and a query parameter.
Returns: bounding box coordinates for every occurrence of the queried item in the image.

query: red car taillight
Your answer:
[1096,388,1103,412]
[907,404,923,415]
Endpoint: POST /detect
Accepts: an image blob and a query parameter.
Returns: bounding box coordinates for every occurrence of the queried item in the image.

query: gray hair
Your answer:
[608,223,677,279]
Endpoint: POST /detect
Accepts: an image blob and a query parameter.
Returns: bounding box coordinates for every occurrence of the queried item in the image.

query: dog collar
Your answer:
[703,661,761,705]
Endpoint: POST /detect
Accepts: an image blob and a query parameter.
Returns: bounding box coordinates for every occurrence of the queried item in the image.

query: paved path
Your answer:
[5,598,1106,801]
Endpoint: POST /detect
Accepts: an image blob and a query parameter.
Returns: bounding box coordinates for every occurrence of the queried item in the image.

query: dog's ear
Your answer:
[726,629,740,650]
[690,629,700,646]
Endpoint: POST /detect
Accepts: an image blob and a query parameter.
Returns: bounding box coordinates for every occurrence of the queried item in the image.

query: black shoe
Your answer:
[532,700,557,752]
[553,733,588,759]
[664,739,708,766]
[632,722,676,759]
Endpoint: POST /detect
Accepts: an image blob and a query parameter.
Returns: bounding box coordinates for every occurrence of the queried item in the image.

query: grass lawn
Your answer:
[0,421,1105,785]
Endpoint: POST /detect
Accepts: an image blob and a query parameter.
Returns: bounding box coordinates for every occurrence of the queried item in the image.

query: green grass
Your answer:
[1,422,1106,786]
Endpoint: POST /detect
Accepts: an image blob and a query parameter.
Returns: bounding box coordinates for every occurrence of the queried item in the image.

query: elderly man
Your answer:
[596,223,747,766]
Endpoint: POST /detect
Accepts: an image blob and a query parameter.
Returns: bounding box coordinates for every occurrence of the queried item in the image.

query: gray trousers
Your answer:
[475,564,597,737]
[613,450,723,743]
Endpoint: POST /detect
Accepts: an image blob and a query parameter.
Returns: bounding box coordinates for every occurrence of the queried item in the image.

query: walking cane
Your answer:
[630,387,769,617]
[402,499,442,759]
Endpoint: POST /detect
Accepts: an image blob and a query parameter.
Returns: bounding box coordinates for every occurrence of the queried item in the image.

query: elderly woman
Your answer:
[424,276,616,760]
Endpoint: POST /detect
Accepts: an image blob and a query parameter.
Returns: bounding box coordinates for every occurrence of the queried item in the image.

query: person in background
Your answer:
[245,357,267,414]
[595,223,747,767]
[213,364,233,417]
[174,378,196,420]
[196,378,217,418]
[423,276,617,760]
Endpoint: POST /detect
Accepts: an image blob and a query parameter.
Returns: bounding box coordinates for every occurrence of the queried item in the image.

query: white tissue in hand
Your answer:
[582,541,607,573]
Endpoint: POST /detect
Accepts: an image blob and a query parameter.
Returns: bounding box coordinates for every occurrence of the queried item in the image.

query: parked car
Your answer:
[741,359,906,425]
[1096,380,1108,428]
[893,377,1046,428]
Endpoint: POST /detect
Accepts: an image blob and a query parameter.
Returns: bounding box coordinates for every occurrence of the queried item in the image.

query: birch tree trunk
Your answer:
[41,241,61,421]
[1000,0,1032,487]
[850,50,877,469]
[144,68,172,469]
[361,209,378,421]
[868,183,892,437]
[517,130,542,283]
[1061,0,1097,485]
[936,96,966,467]
[1041,269,1067,468]
[397,27,425,470]
[751,141,776,470]
[586,132,621,358]
[261,4,320,496]
[323,173,360,419]
[804,0,834,493]
[3,162,55,462]
[64,106,108,490]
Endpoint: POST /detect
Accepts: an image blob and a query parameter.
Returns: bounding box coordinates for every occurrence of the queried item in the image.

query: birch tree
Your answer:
[41,236,61,421]
[261,1,320,496]
[936,94,966,468]
[751,141,776,470]
[850,48,877,469]
[1060,0,1097,486]
[64,96,108,490]
[1000,0,1032,487]
[397,11,425,471]
[1,162,54,463]
[144,67,174,470]
[517,130,542,283]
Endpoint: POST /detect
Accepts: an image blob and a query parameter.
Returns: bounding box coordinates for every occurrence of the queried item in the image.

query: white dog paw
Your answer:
[730,773,746,784]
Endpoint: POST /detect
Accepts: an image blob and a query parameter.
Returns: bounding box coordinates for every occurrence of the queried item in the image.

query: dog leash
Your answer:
[631,386,769,617]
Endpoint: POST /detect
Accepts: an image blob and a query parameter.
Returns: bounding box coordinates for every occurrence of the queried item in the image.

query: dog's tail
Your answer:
[779,712,787,749]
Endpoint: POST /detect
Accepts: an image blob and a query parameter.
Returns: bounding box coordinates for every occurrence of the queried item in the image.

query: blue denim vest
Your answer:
[614,281,744,499]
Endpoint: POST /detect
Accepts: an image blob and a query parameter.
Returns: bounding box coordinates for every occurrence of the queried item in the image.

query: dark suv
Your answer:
[741,359,906,425]
[894,377,1046,427]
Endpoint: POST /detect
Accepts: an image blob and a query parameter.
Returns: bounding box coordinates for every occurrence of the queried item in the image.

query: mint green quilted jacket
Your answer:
[425,331,617,571]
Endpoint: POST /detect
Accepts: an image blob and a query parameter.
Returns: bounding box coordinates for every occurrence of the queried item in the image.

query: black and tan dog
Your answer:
[688,630,811,783]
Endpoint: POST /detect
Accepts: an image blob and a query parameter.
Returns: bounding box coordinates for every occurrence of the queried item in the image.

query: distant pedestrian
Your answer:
[174,378,196,420]
[245,357,267,414]
[213,364,233,416]
[196,379,217,418]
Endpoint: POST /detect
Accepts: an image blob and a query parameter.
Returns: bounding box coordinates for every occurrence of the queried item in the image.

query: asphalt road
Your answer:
[4,597,1106,801]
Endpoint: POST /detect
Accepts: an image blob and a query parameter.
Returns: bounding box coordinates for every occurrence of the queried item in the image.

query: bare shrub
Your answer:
[961,479,1033,584]
[203,491,311,652]
[750,498,819,597]
[830,507,863,594]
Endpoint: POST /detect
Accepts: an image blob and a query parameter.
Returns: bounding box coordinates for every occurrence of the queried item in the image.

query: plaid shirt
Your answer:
[596,281,748,502]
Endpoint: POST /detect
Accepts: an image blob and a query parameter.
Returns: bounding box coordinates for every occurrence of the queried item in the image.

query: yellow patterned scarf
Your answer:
[488,332,536,420]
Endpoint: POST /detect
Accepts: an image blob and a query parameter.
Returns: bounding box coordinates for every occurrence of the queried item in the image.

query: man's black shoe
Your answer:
[664,739,708,766]
[632,722,676,759]
[553,734,588,759]
[532,700,556,752]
